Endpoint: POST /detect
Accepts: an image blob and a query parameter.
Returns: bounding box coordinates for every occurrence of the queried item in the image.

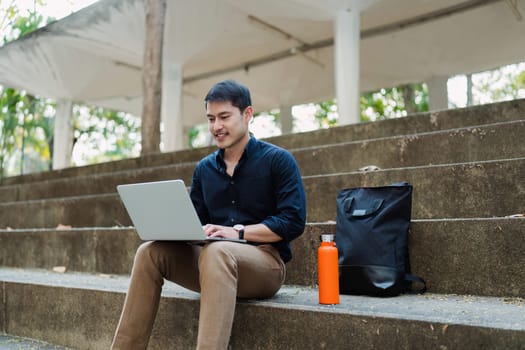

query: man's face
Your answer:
[206,100,252,150]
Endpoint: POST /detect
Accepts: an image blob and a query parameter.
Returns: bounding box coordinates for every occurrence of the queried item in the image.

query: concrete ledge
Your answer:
[0,193,128,229]
[0,146,213,187]
[0,158,523,228]
[0,268,524,350]
[0,161,196,202]
[291,218,525,298]
[1,120,523,202]
[1,98,523,187]
[294,120,525,176]
[409,218,525,297]
[270,98,525,150]
[0,227,141,275]
[1,218,523,297]
[304,157,525,221]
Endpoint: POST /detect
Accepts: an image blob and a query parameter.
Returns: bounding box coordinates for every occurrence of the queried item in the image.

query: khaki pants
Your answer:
[111,241,285,350]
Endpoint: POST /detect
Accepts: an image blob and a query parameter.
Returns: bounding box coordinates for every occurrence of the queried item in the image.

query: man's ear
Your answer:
[243,106,254,122]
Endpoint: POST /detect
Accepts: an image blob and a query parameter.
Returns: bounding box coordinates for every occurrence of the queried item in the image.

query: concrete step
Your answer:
[294,119,524,177]
[0,161,196,203]
[2,98,524,187]
[304,157,525,222]
[0,158,522,229]
[0,267,524,350]
[1,120,523,202]
[1,218,523,298]
[270,98,525,150]
[0,145,213,187]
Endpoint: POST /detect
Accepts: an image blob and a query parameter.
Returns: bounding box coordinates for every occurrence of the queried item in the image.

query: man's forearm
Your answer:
[244,223,282,243]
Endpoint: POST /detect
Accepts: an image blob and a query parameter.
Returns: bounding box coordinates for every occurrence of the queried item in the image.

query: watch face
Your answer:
[233,224,244,231]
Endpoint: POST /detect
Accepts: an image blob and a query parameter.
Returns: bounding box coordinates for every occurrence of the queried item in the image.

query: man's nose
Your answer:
[212,119,223,131]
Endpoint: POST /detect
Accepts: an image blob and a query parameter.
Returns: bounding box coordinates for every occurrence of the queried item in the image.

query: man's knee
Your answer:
[133,241,172,270]
[134,241,156,263]
[135,242,151,264]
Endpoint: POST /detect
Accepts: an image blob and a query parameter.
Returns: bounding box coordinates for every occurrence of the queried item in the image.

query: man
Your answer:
[111,80,306,349]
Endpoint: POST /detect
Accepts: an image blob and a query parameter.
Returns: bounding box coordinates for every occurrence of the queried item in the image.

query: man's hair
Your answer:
[204,80,252,112]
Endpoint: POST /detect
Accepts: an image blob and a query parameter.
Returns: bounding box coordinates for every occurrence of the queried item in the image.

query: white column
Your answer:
[466,74,473,106]
[280,105,293,134]
[427,75,449,111]
[334,8,361,125]
[52,99,73,170]
[161,62,184,151]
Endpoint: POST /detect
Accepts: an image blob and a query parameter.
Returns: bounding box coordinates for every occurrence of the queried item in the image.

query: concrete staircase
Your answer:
[0,99,524,349]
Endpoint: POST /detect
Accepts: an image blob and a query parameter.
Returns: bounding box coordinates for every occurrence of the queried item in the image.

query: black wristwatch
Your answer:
[233,224,245,240]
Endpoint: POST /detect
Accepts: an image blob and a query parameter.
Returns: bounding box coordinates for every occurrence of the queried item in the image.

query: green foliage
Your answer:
[517,71,525,87]
[0,4,49,176]
[0,86,55,176]
[188,124,210,148]
[472,64,525,103]
[1,0,48,43]
[310,84,429,127]
[6,11,43,41]
[359,84,428,122]
[188,125,201,148]
[0,87,20,176]
[72,106,141,165]
[403,83,429,113]
[256,109,280,124]
[314,100,338,128]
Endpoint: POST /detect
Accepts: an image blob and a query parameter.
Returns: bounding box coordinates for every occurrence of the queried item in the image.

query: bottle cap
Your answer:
[320,234,335,242]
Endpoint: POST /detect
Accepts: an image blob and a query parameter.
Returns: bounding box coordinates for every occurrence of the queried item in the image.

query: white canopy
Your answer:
[0,0,523,128]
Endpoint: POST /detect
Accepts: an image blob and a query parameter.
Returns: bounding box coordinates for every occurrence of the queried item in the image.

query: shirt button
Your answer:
[231,200,236,204]
[230,218,235,223]
[230,181,235,185]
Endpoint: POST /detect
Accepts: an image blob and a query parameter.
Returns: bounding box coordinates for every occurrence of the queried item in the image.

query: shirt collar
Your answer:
[215,135,256,169]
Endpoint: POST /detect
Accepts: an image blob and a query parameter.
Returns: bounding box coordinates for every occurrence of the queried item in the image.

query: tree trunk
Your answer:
[141,0,167,155]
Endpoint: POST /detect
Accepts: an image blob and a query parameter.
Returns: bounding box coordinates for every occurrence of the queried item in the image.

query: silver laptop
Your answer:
[117,179,246,243]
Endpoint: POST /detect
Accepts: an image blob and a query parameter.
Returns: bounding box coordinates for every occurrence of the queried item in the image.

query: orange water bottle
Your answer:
[318,234,340,304]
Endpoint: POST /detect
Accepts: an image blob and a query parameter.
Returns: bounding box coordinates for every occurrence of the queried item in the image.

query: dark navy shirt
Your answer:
[190,136,306,263]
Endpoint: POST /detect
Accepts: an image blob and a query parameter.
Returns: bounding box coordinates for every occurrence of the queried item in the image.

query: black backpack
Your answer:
[335,182,426,297]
